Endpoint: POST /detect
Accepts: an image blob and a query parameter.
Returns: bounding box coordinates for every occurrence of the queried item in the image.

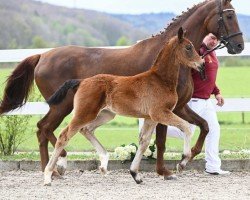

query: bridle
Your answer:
[199,0,243,80]
[202,0,242,59]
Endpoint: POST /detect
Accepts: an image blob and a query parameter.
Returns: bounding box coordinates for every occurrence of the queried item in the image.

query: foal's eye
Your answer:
[185,44,192,51]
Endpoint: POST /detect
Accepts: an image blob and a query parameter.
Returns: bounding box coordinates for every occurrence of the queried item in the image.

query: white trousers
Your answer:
[139,98,221,171]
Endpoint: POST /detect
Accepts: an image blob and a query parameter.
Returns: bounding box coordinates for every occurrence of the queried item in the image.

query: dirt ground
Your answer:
[0,170,250,200]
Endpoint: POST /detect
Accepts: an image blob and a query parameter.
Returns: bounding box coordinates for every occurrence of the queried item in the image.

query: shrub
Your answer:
[0,115,32,156]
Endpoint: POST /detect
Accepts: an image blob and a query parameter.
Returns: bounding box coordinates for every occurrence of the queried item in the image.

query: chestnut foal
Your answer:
[44,28,203,186]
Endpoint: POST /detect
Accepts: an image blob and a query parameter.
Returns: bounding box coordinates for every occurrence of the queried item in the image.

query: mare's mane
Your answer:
[152,0,209,38]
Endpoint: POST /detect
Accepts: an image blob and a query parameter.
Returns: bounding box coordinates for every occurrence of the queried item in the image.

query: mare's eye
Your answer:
[185,44,192,51]
[227,14,233,20]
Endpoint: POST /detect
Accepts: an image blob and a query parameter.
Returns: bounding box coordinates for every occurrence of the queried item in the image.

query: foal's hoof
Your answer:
[99,166,108,175]
[164,174,177,180]
[52,170,64,180]
[56,157,67,175]
[130,170,143,184]
[176,163,184,173]
[57,166,66,176]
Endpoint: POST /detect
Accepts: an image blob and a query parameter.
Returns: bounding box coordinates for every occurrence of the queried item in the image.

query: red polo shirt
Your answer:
[192,43,220,99]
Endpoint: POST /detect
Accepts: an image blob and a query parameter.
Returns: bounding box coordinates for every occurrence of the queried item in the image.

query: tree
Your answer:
[116,36,131,46]
[31,36,49,48]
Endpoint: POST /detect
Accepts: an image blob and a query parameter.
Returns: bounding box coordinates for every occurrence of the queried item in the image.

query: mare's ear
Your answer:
[178,27,184,43]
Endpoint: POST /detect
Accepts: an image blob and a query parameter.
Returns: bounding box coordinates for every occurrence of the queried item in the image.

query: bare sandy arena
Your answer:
[0,170,249,200]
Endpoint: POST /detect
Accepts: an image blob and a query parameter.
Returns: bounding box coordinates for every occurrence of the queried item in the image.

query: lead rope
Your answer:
[199,41,226,80]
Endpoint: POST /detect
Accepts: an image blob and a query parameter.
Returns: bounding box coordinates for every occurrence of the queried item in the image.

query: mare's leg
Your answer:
[37,102,73,174]
[130,119,157,184]
[150,110,192,172]
[155,124,176,180]
[80,110,116,174]
[174,104,209,159]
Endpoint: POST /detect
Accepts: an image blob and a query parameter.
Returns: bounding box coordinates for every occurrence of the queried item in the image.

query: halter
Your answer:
[202,0,243,58]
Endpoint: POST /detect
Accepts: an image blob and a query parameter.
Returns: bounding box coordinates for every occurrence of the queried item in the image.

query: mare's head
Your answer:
[206,0,244,54]
[171,27,204,71]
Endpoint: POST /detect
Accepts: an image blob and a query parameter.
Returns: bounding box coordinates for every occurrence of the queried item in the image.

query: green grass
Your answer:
[0,67,250,154]
[217,67,250,97]
[13,115,250,152]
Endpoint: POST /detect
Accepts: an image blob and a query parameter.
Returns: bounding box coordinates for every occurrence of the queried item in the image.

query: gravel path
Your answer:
[0,170,250,200]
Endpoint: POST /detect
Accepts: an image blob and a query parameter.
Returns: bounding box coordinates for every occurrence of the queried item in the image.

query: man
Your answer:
[166,33,229,175]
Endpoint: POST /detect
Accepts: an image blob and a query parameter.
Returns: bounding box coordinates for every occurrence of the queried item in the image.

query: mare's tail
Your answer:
[0,54,41,114]
[47,80,80,105]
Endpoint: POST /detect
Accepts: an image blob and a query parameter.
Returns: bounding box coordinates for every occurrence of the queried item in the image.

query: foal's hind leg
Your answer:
[44,123,80,186]
[44,112,99,186]
[150,110,192,173]
[80,110,116,175]
[37,103,73,174]
[130,119,157,184]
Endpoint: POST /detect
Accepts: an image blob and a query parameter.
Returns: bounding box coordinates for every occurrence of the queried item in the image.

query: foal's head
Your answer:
[171,27,204,71]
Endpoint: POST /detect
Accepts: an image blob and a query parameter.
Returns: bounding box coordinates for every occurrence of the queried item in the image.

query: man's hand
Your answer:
[215,94,224,107]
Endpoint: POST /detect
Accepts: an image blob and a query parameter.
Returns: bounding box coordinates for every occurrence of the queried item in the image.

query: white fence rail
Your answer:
[1,45,250,117]
[0,43,250,63]
[4,98,250,116]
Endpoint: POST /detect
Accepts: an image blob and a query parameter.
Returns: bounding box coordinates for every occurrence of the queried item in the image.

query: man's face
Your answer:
[203,34,218,49]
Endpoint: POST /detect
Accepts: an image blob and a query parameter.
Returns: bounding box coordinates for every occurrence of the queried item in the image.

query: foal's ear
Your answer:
[178,27,184,43]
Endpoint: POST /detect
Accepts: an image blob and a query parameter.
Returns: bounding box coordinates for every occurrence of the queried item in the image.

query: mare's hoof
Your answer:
[164,174,177,180]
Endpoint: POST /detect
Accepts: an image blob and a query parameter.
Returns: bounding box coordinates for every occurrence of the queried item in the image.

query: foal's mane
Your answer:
[151,36,178,67]
[152,0,209,38]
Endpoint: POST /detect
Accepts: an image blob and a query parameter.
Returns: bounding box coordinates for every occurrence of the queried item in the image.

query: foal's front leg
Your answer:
[130,119,157,184]
[150,110,192,173]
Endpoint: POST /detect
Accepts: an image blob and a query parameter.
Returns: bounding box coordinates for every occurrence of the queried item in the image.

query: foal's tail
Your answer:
[47,79,80,105]
[0,54,41,115]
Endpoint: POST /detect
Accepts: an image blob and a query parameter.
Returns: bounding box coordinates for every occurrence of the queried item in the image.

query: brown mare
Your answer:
[0,0,244,179]
[44,28,204,186]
